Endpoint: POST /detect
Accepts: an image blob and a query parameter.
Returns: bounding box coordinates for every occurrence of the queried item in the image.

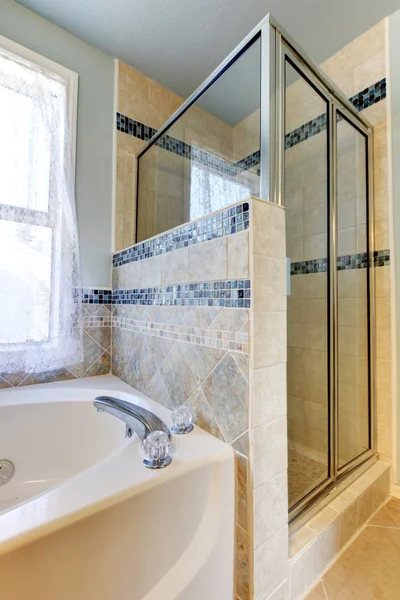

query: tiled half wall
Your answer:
[111,197,289,600]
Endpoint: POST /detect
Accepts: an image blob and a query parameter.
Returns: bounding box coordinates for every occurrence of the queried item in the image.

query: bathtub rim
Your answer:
[0,374,234,557]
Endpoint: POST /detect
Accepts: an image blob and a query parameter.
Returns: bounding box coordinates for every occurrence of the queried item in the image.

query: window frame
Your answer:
[0,35,78,350]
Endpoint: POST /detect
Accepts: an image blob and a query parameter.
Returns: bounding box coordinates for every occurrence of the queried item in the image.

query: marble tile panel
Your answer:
[159,342,197,406]
[186,386,223,440]
[202,352,248,444]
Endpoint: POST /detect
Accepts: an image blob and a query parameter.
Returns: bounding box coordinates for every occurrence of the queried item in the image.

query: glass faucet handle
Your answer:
[171,405,194,434]
[142,430,172,469]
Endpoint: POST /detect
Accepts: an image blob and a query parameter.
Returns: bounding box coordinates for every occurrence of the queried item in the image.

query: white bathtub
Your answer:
[0,375,235,600]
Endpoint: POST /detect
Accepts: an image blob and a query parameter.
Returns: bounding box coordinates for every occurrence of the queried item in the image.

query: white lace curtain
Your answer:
[0,47,83,374]
[189,147,253,221]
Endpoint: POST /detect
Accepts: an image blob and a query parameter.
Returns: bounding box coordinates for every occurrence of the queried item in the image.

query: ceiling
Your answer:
[15,0,400,117]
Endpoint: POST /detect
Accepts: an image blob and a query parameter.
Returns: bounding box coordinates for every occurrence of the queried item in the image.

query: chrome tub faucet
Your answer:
[94,396,172,469]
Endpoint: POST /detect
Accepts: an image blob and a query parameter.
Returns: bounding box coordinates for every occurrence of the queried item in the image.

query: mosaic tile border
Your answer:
[117,79,386,173]
[80,288,113,304]
[113,316,249,353]
[291,249,390,275]
[117,113,255,179]
[285,79,386,150]
[113,202,250,267]
[83,315,111,327]
[113,279,251,308]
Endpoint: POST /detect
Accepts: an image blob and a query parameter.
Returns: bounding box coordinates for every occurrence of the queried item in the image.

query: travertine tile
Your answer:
[236,525,250,600]
[252,255,287,312]
[202,352,248,444]
[185,386,223,440]
[254,471,288,549]
[161,247,189,284]
[188,237,227,282]
[159,342,197,406]
[289,536,320,600]
[228,231,249,279]
[236,453,248,531]
[254,525,289,600]
[252,199,286,259]
[253,417,287,489]
[252,311,286,369]
[252,363,287,429]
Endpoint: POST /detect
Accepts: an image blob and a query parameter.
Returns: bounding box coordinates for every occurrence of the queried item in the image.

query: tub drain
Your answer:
[0,460,14,486]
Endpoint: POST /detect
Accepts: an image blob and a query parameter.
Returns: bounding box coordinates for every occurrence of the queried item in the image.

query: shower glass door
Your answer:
[283,46,374,518]
[284,56,331,509]
[336,110,371,471]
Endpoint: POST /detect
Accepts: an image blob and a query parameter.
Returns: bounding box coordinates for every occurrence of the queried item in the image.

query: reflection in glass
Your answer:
[137,38,260,242]
[336,112,370,468]
[284,59,330,509]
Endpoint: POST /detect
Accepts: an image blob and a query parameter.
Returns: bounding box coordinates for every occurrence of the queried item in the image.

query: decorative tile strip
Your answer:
[116,79,385,173]
[116,113,253,178]
[285,78,386,151]
[350,78,386,112]
[113,316,249,353]
[113,279,251,308]
[83,315,111,327]
[291,249,390,275]
[285,114,328,150]
[113,202,250,267]
[290,258,328,275]
[80,288,113,304]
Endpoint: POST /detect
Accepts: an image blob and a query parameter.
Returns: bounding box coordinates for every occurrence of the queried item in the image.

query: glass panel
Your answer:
[137,37,260,241]
[0,221,52,344]
[284,58,330,509]
[336,112,370,469]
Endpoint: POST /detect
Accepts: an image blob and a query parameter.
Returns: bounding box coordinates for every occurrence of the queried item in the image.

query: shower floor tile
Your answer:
[305,497,400,599]
[288,445,327,507]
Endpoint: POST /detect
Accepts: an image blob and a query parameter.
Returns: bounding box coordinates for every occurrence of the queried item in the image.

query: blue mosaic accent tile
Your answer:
[350,79,386,112]
[113,279,251,308]
[80,288,113,304]
[116,113,256,178]
[291,249,390,275]
[116,79,385,180]
[235,150,260,172]
[373,249,390,267]
[285,114,328,150]
[285,78,386,151]
[290,258,328,275]
[116,113,158,141]
[113,202,250,268]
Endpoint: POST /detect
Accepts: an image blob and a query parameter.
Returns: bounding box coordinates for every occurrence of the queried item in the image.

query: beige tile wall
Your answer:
[321,19,392,464]
[285,20,393,476]
[116,60,260,251]
[116,61,185,250]
[249,198,289,600]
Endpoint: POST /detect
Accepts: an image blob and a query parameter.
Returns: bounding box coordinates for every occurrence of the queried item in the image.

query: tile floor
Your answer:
[305,497,400,599]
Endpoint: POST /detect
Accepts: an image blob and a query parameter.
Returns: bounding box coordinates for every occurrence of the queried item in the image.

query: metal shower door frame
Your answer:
[264,21,377,521]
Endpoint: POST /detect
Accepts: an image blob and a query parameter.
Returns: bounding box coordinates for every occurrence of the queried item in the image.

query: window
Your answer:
[0,36,82,374]
[189,147,252,221]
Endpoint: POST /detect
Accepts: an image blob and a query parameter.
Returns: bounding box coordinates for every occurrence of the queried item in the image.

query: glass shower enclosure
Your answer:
[135,15,376,520]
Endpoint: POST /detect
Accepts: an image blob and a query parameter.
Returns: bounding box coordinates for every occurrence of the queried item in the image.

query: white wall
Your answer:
[389,10,399,483]
[0,0,115,288]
